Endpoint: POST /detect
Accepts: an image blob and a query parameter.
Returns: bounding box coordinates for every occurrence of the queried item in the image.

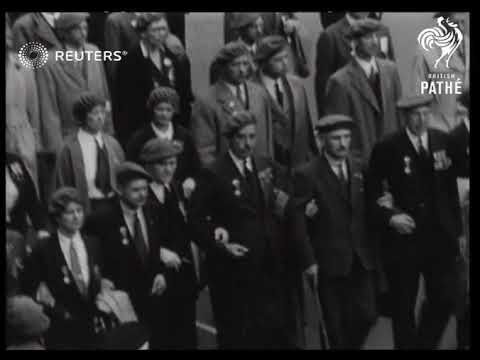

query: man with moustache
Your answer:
[324,18,402,162]
[192,41,273,168]
[367,95,463,349]
[292,114,379,349]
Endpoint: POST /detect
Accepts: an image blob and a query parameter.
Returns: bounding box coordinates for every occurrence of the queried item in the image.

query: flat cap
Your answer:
[115,162,152,185]
[146,86,179,113]
[255,35,288,63]
[213,41,250,66]
[72,91,106,125]
[348,18,382,39]
[223,110,257,136]
[316,114,354,133]
[55,12,89,30]
[103,322,150,350]
[231,13,262,29]
[7,296,50,339]
[140,138,183,164]
[396,94,434,110]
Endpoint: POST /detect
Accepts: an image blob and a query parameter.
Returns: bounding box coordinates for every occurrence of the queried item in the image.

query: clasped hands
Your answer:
[214,227,249,258]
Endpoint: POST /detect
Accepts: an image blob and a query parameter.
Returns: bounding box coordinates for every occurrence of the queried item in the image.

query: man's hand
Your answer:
[151,274,167,296]
[36,282,55,308]
[224,243,249,258]
[214,227,229,245]
[304,263,319,290]
[100,278,115,292]
[160,247,182,271]
[389,214,416,235]
[305,199,318,218]
[377,192,394,209]
[182,178,196,199]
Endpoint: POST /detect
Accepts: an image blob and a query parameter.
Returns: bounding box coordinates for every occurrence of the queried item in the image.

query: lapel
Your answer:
[347,60,381,113]
[32,13,60,48]
[348,157,364,212]
[70,135,86,188]
[57,47,87,89]
[82,234,101,296]
[214,81,245,114]
[282,75,298,133]
[142,205,158,257]
[317,154,350,206]
[252,156,269,207]
[377,60,389,111]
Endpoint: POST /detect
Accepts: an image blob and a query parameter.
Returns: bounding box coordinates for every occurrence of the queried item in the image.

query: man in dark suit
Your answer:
[254,35,318,173]
[116,13,194,146]
[126,86,200,184]
[292,114,379,349]
[189,111,293,348]
[366,95,464,349]
[324,18,402,163]
[22,187,115,349]
[315,12,395,117]
[141,138,199,349]
[84,162,168,348]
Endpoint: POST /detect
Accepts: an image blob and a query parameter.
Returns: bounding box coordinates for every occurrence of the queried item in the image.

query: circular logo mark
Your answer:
[18,42,49,69]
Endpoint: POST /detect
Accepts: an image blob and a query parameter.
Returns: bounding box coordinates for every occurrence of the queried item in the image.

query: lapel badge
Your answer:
[232,179,242,197]
[404,156,412,175]
[120,226,129,246]
[62,266,71,285]
[433,150,451,170]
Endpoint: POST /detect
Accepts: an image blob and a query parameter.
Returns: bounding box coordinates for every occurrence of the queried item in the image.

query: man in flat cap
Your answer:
[84,162,168,348]
[254,35,318,173]
[411,12,469,132]
[315,12,395,118]
[126,86,201,186]
[189,110,294,348]
[35,12,112,203]
[116,13,194,147]
[292,114,380,349]
[140,138,199,349]
[324,18,402,163]
[366,94,464,349]
[192,41,274,168]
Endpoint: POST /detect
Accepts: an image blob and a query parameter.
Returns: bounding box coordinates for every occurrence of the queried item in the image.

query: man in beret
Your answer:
[140,138,199,349]
[192,41,274,168]
[53,92,125,215]
[116,12,194,147]
[254,35,318,173]
[6,295,50,350]
[315,12,395,118]
[189,110,294,348]
[84,162,168,348]
[324,18,402,162]
[411,12,469,132]
[35,12,112,203]
[366,95,464,349]
[292,114,379,349]
[126,86,200,186]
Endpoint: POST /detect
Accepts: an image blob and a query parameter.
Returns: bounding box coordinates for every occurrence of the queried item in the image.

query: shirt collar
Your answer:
[120,200,141,218]
[261,72,283,92]
[323,150,347,172]
[354,55,378,77]
[140,40,163,59]
[406,127,428,151]
[225,81,245,97]
[58,230,81,247]
[228,150,252,175]
[78,128,104,147]
[151,121,174,140]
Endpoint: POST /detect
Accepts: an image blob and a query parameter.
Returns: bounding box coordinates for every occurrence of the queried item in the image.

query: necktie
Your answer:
[243,159,260,207]
[70,240,87,297]
[133,213,148,265]
[274,80,284,109]
[236,84,245,106]
[417,136,429,161]
[95,138,111,195]
[337,163,349,197]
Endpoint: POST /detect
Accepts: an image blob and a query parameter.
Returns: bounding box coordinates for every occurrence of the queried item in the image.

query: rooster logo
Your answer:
[418,16,463,69]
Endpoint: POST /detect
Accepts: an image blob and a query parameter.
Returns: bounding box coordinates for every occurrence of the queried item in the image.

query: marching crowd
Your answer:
[5,12,469,350]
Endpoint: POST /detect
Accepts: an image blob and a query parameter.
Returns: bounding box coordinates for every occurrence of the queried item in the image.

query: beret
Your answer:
[134,12,167,33]
[146,86,179,112]
[231,13,262,29]
[72,92,106,125]
[457,90,469,110]
[213,41,250,66]
[255,35,288,63]
[396,94,434,110]
[7,296,50,339]
[223,110,257,136]
[55,12,89,30]
[103,322,150,350]
[140,138,184,164]
[348,18,382,39]
[316,114,355,133]
[115,162,152,185]
[48,187,84,216]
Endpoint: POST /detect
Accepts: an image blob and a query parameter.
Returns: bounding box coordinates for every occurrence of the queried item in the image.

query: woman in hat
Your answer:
[22,187,116,349]
[140,138,198,349]
[53,92,125,215]
[126,86,200,186]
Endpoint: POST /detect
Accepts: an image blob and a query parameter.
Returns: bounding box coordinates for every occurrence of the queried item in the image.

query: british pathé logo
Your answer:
[418,16,463,69]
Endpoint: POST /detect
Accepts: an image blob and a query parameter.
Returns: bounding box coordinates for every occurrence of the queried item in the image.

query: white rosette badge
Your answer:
[120,226,129,246]
[232,179,242,197]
